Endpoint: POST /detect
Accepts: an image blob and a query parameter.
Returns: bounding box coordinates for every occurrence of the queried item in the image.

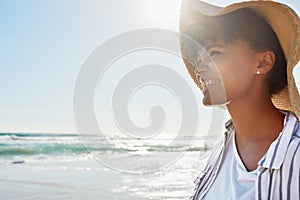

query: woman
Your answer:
[179,0,300,199]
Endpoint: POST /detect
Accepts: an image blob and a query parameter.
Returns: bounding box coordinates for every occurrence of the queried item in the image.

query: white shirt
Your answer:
[191,111,300,200]
[204,131,257,200]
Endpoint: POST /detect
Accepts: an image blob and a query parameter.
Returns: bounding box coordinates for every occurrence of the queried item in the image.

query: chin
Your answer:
[202,89,229,107]
[202,97,230,107]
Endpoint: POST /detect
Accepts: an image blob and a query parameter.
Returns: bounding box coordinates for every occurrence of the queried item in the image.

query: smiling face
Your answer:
[193,38,260,106]
[180,8,287,106]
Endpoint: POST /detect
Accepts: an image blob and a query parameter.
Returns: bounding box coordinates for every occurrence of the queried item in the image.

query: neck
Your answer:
[226,92,285,144]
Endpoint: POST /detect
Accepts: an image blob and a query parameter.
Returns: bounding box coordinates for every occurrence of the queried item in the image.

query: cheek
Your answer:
[217,60,255,97]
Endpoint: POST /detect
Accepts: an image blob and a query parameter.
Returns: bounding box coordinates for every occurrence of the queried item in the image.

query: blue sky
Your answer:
[1,0,300,133]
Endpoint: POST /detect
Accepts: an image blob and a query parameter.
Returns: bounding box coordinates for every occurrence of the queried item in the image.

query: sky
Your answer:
[0,0,300,134]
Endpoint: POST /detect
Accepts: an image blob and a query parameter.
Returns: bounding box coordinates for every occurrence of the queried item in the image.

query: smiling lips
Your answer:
[196,74,220,91]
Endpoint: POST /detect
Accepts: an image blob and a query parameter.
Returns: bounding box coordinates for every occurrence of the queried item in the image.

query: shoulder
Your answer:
[289,116,300,149]
[279,119,300,197]
[291,117,300,137]
[285,119,300,165]
[284,111,300,152]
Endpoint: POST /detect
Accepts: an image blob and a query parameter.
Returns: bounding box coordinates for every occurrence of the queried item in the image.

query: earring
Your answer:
[256,71,261,75]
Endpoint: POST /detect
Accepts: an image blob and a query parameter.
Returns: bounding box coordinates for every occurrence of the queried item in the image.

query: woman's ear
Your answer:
[255,51,275,75]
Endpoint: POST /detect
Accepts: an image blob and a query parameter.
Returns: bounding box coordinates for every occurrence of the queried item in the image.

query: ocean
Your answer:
[0,132,219,200]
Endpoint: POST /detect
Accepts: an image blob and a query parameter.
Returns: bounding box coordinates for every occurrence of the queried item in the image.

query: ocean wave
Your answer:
[0,133,214,157]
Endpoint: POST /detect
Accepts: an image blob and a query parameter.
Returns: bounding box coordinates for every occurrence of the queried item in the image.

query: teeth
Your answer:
[195,73,219,90]
[199,79,219,88]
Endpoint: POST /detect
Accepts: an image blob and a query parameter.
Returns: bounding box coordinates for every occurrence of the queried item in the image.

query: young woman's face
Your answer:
[194,38,260,106]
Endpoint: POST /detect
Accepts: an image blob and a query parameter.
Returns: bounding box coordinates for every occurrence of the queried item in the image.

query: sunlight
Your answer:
[143,0,181,26]
[294,63,300,91]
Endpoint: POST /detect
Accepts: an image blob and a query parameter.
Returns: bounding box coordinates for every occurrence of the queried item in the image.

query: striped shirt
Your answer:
[191,111,300,200]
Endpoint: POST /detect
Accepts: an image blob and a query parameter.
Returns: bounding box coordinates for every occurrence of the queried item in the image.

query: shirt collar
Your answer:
[225,119,233,131]
[258,111,298,169]
[224,111,298,169]
[224,119,234,144]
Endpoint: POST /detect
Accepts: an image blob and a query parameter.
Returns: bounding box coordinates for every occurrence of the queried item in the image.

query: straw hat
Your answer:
[179,0,300,120]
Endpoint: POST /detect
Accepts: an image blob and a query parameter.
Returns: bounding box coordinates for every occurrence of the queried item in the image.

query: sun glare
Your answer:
[143,0,181,26]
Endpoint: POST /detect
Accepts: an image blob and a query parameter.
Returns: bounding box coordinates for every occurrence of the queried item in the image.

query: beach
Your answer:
[0,133,215,200]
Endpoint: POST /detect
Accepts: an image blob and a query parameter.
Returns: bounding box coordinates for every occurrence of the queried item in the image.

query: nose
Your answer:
[194,63,207,75]
[194,49,210,71]
[193,65,205,77]
[195,48,218,75]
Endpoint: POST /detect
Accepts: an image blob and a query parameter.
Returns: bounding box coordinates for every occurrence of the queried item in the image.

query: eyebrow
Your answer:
[204,43,223,51]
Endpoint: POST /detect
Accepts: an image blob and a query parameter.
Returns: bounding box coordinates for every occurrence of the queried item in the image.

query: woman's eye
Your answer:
[209,50,221,57]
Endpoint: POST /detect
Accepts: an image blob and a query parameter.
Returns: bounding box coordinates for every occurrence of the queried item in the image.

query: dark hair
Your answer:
[184,9,287,96]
